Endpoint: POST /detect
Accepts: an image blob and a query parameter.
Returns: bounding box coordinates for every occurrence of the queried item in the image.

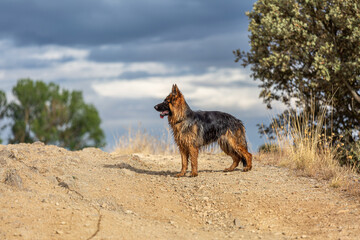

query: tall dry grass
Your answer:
[112,126,177,155]
[112,125,222,155]
[259,105,359,194]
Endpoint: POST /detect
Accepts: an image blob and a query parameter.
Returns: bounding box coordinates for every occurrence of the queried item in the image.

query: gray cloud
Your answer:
[0,0,254,46]
[0,0,269,150]
[88,32,250,68]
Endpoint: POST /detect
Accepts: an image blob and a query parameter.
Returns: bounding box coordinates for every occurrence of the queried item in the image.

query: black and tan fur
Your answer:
[154,84,252,177]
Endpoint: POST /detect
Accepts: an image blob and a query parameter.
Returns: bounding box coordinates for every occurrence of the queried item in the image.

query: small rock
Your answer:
[58,181,69,189]
[56,230,63,235]
[0,157,7,167]
[169,220,177,227]
[131,155,141,161]
[46,176,58,185]
[33,141,44,146]
[4,169,23,189]
[125,210,133,214]
[233,218,244,229]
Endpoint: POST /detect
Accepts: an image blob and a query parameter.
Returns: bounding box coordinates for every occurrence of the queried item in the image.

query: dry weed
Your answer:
[112,126,176,155]
[258,104,359,195]
[112,125,222,155]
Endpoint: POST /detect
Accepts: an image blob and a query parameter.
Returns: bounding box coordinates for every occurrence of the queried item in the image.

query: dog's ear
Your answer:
[172,84,180,96]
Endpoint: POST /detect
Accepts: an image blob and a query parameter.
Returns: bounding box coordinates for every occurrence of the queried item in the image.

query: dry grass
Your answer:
[258,105,360,195]
[112,126,177,155]
[111,125,222,155]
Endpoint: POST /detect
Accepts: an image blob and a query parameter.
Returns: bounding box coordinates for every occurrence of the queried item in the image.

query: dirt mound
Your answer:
[0,143,359,239]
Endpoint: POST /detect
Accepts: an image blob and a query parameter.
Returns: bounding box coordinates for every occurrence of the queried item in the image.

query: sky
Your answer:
[0,0,280,152]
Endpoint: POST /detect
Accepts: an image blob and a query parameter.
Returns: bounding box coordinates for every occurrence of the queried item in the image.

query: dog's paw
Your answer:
[223,168,233,172]
[190,172,198,177]
[175,172,186,177]
[242,166,252,172]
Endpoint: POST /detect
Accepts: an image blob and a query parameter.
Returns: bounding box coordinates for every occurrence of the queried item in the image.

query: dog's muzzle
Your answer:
[154,102,170,119]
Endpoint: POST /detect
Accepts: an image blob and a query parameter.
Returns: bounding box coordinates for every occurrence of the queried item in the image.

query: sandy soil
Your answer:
[0,142,359,240]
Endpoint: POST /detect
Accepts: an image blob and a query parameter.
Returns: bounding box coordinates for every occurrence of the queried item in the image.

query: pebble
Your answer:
[125,210,134,215]
[234,218,244,229]
[4,169,23,189]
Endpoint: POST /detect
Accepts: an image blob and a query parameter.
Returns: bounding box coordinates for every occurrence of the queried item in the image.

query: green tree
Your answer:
[0,90,7,144]
[8,79,105,150]
[236,1,359,132]
[235,0,360,166]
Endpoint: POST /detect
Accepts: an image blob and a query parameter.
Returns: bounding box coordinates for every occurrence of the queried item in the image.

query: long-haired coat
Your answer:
[154,84,252,177]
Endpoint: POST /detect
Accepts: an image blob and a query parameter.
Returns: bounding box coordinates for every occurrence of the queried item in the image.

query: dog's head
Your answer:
[154,84,183,119]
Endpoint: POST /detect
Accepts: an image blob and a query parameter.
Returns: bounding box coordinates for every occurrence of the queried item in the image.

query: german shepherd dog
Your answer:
[154,84,252,177]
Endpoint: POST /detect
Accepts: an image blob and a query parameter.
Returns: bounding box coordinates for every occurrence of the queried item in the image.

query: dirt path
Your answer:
[0,143,359,239]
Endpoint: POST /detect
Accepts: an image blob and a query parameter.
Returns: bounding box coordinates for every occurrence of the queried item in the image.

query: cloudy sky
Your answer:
[0,0,279,151]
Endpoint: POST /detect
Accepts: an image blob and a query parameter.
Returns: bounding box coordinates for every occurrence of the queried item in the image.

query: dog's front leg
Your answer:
[189,146,199,177]
[175,147,189,177]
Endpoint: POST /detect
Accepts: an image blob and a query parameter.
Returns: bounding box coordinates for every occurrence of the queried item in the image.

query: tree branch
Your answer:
[343,79,360,104]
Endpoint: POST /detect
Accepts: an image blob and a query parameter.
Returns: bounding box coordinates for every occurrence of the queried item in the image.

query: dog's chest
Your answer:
[171,121,200,146]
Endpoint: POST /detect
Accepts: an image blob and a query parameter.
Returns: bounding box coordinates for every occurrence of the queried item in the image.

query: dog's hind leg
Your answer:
[232,129,252,171]
[224,153,241,172]
[235,145,252,172]
[219,131,252,172]
[218,136,241,172]
[176,146,189,177]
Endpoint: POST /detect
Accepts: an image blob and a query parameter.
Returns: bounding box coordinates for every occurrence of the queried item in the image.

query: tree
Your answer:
[235,0,360,138]
[8,79,105,150]
[0,90,7,144]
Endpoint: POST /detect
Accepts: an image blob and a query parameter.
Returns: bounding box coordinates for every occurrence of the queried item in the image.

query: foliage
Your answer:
[258,105,359,194]
[7,79,105,150]
[235,0,360,166]
[258,143,279,153]
[0,90,7,144]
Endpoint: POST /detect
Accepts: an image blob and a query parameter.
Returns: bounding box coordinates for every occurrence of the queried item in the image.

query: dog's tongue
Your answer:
[159,110,168,119]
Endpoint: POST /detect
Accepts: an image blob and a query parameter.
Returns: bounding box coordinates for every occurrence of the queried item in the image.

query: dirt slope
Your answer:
[0,143,359,240]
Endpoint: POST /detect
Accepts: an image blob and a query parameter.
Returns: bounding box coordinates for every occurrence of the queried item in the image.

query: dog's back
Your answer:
[189,110,247,147]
